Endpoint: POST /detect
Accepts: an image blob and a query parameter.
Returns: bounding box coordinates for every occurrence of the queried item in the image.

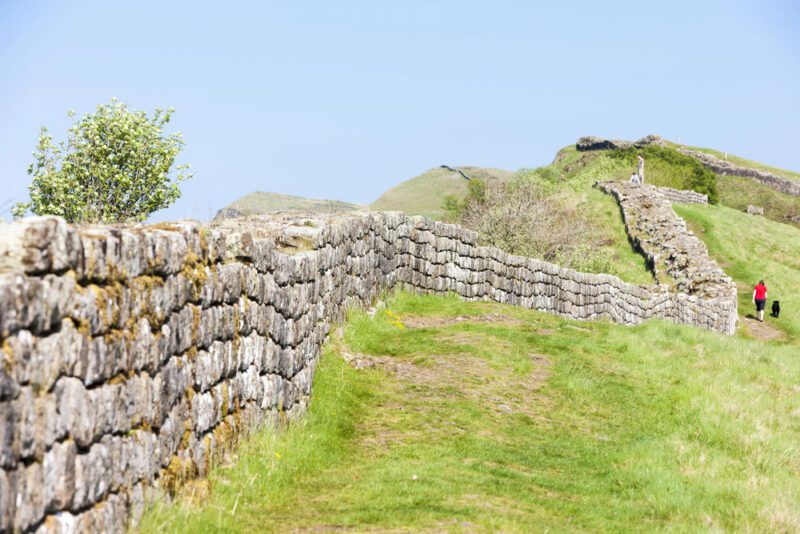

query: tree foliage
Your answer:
[13,99,192,223]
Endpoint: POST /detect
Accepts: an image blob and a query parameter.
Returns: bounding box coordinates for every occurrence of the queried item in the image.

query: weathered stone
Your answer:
[746,204,765,215]
[43,440,77,512]
[15,461,45,531]
[35,393,65,453]
[0,467,14,532]
[0,402,15,468]
[72,441,112,510]
[14,387,37,460]
[54,377,94,449]
[0,217,78,275]
[90,383,128,438]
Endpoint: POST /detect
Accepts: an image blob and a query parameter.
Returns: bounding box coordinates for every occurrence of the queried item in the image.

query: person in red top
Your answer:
[753,280,768,322]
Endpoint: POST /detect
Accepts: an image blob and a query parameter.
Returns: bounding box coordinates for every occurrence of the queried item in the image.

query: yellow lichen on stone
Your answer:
[231,306,241,353]
[161,455,191,496]
[220,381,229,416]
[181,251,209,302]
[179,418,193,450]
[191,305,202,346]
[1,339,14,373]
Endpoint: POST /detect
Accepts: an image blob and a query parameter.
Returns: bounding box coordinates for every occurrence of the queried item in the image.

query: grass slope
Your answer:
[680,144,800,182]
[676,202,800,343]
[558,142,800,230]
[221,191,364,216]
[717,175,800,227]
[140,292,800,533]
[370,166,514,219]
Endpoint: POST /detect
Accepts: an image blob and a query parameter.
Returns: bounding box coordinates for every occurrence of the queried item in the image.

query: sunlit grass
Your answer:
[676,202,800,343]
[139,291,800,533]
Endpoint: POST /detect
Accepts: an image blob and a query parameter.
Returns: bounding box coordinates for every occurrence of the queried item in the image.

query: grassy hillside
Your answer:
[369,166,515,219]
[676,202,800,342]
[555,142,800,230]
[219,191,364,217]
[141,292,800,533]
[717,176,800,227]
[680,144,800,181]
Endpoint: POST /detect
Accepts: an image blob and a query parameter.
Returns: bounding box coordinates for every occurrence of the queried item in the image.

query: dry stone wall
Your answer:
[596,181,737,305]
[655,186,708,205]
[0,204,736,533]
[577,135,800,198]
[678,148,800,197]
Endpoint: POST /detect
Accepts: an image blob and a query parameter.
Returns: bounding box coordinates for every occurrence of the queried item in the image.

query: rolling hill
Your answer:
[215,136,800,229]
[369,165,515,219]
[214,191,364,219]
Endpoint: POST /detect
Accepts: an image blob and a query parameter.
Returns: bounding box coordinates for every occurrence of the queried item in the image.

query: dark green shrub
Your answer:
[609,145,719,204]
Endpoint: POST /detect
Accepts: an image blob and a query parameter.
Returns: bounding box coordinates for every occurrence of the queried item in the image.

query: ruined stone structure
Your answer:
[0,195,737,532]
[677,148,800,197]
[652,186,708,205]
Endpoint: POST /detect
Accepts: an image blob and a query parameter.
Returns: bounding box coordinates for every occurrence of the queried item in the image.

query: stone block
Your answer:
[0,466,14,532]
[72,441,112,510]
[55,377,94,449]
[43,440,77,512]
[15,461,45,531]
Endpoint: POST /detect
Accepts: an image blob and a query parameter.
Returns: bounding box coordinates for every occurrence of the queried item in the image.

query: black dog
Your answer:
[772,300,780,318]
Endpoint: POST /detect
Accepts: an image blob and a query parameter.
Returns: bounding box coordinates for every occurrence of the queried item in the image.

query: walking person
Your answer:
[637,154,645,184]
[753,279,768,322]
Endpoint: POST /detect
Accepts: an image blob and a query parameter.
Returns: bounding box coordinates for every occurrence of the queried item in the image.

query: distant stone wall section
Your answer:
[439,165,472,181]
[0,205,737,532]
[576,135,800,197]
[677,148,800,197]
[655,186,708,205]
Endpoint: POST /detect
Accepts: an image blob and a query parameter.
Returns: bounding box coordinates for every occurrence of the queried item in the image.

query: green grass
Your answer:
[717,175,800,229]
[558,142,800,231]
[221,191,364,216]
[369,166,515,219]
[571,188,653,285]
[139,292,800,533]
[676,202,800,343]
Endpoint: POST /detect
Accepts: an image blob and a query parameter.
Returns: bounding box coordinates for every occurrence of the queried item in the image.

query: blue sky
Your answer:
[1,1,798,221]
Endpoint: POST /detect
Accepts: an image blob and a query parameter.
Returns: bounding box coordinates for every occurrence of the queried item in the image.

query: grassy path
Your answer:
[140,292,800,533]
[676,203,800,344]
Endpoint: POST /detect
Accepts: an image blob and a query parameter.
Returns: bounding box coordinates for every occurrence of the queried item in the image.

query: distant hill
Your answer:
[369,166,515,219]
[215,191,364,219]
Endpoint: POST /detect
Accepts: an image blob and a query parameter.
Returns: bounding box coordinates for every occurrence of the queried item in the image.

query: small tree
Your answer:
[13,99,192,223]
